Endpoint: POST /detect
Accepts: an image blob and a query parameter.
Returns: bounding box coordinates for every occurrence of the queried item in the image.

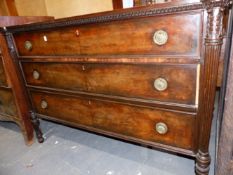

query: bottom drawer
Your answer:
[0,88,17,117]
[31,91,196,150]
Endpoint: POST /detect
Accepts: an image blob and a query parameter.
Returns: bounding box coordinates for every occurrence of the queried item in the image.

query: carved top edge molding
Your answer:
[1,0,232,33]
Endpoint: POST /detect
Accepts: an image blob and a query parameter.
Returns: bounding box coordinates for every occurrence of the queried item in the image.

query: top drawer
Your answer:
[0,57,7,87]
[13,13,202,57]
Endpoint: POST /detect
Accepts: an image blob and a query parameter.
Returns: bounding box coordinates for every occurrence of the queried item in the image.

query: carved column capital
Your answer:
[201,0,232,43]
[206,7,224,44]
[202,0,232,10]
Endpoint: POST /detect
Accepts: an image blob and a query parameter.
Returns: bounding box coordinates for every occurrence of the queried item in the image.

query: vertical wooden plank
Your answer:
[0,0,9,16]
[112,0,123,9]
[5,0,18,16]
[0,33,33,144]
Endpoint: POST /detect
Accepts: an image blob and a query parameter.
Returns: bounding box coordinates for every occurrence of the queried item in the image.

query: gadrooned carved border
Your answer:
[1,1,230,33]
[1,1,232,33]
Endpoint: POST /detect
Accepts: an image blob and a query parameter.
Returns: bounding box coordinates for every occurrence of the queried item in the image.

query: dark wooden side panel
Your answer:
[31,90,196,150]
[0,57,7,86]
[0,88,17,117]
[22,62,197,104]
[0,33,34,144]
[14,13,201,56]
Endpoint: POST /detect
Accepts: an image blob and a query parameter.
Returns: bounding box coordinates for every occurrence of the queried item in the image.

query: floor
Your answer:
[0,108,217,175]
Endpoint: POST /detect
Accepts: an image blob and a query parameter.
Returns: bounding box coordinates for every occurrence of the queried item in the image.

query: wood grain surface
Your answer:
[22,62,197,104]
[14,13,201,56]
[31,90,196,150]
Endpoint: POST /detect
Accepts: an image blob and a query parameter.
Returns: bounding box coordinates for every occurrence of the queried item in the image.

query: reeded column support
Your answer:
[195,1,232,174]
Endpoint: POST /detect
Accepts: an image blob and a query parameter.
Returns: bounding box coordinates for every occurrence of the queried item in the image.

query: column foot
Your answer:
[30,111,44,143]
[195,150,211,175]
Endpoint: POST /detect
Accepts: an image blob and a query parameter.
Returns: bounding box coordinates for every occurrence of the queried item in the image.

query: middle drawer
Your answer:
[22,62,197,104]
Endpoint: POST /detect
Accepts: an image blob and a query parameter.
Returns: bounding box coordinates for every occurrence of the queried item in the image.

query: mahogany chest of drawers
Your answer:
[3,0,232,174]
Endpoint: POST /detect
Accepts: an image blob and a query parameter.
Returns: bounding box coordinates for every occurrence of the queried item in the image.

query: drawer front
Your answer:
[31,91,195,150]
[0,57,7,86]
[22,63,197,104]
[0,88,17,117]
[14,13,201,56]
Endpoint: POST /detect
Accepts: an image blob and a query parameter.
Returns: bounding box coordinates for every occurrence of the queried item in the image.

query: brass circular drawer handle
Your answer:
[33,70,40,80]
[154,78,168,91]
[41,100,48,109]
[153,30,168,46]
[155,122,168,135]
[24,41,33,51]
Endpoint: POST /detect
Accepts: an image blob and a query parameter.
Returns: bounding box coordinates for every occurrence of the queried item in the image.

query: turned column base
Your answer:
[30,111,44,143]
[195,150,211,175]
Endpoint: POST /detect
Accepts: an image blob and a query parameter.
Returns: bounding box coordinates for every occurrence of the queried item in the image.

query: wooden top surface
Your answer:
[2,0,206,33]
[0,16,54,27]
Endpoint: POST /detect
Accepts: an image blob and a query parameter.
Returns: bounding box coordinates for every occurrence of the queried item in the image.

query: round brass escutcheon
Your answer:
[41,100,48,109]
[154,78,168,91]
[153,30,168,46]
[33,70,40,80]
[75,29,80,36]
[24,41,33,51]
[155,122,168,135]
